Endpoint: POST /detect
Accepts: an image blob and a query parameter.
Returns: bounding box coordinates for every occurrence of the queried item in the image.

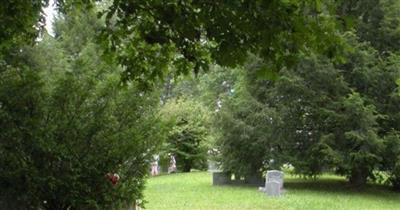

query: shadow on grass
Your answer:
[284,178,399,199]
[214,176,400,201]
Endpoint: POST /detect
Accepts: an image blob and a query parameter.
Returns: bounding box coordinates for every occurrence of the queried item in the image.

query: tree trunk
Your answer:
[182,160,192,172]
[349,168,368,187]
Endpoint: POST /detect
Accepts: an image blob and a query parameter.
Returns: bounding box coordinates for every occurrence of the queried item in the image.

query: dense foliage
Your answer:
[2,0,344,87]
[0,0,47,55]
[1,1,400,209]
[0,10,162,209]
[213,1,400,189]
[160,98,213,172]
[101,0,342,85]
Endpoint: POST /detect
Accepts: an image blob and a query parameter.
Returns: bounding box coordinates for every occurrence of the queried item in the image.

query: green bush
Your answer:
[0,11,162,210]
[160,98,213,172]
[382,132,400,190]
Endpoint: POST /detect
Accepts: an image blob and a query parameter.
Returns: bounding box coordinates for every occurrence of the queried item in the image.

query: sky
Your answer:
[43,0,56,36]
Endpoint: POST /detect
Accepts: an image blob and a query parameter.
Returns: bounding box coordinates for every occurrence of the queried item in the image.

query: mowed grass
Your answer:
[143,172,400,210]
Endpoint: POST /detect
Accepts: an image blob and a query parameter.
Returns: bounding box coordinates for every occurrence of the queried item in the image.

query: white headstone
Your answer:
[150,155,159,176]
[265,180,281,196]
[266,170,284,189]
[168,155,177,173]
[207,160,219,172]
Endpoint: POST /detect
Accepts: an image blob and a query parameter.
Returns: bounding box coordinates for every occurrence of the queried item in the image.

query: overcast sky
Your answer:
[43,0,56,36]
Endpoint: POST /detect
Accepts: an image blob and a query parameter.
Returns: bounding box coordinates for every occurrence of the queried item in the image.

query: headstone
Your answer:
[266,170,284,189]
[150,155,159,176]
[168,155,177,173]
[207,160,219,172]
[212,172,231,185]
[265,180,281,196]
[259,170,284,196]
[128,199,141,210]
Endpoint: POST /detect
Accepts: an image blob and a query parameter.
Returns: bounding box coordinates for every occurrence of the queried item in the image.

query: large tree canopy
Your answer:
[100,0,342,84]
[2,0,345,85]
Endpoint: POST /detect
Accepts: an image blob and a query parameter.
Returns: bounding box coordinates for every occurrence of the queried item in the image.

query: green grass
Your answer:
[143,172,400,210]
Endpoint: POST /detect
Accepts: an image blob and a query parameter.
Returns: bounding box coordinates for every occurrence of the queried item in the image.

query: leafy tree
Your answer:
[0,10,162,209]
[196,66,241,111]
[160,98,213,172]
[0,0,47,55]
[2,0,344,86]
[101,0,342,84]
[338,0,400,54]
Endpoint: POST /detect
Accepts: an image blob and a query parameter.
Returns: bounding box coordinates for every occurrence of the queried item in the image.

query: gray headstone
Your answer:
[265,180,281,196]
[266,170,284,189]
[212,172,231,185]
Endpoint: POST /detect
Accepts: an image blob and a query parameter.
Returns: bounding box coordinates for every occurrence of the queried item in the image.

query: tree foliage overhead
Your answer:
[2,0,346,86]
[0,0,47,55]
[338,0,400,53]
[101,0,342,84]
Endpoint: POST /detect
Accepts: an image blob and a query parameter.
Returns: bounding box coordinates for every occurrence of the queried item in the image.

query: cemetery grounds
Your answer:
[144,172,400,210]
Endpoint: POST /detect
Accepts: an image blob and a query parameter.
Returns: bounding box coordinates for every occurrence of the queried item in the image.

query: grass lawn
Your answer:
[143,172,400,210]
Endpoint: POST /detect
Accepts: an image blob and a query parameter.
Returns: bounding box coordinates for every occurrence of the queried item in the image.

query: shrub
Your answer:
[0,11,162,209]
[160,98,213,172]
